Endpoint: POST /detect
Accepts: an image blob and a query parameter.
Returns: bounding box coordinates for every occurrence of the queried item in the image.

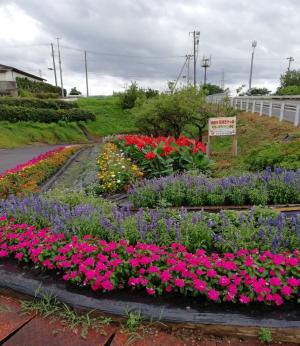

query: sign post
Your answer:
[207,116,237,157]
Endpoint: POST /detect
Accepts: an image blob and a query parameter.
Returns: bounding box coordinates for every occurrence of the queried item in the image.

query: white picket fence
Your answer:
[207,93,300,127]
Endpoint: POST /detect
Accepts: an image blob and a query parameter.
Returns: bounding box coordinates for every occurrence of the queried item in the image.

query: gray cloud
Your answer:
[1,0,300,94]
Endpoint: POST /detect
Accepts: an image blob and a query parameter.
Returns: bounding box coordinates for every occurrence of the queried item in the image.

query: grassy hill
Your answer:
[78,96,136,136]
[208,112,300,176]
[0,96,136,148]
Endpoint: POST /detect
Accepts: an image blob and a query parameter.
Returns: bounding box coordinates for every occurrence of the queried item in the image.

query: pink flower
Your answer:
[129,258,140,267]
[15,252,24,260]
[287,278,299,287]
[194,279,206,292]
[281,285,292,296]
[174,278,185,288]
[206,269,217,278]
[269,277,282,287]
[208,289,220,301]
[160,270,171,282]
[146,287,155,295]
[272,255,285,266]
[148,265,160,274]
[239,295,250,304]
[102,280,114,291]
[244,256,254,267]
[85,270,96,281]
[219,276,230,286]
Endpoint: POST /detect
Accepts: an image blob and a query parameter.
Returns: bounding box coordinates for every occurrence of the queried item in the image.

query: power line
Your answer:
[173,56,188,92]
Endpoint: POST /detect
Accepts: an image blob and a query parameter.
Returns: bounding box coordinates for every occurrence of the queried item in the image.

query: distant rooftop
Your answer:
[0,64,46,81]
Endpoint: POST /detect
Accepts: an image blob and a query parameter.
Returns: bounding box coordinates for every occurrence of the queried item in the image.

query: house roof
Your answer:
[0,64,46,81]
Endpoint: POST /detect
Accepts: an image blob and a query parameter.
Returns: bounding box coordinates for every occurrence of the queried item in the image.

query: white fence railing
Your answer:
[207,94,300,127]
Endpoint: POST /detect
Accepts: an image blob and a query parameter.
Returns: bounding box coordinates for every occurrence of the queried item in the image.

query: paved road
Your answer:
[0,145,62,174]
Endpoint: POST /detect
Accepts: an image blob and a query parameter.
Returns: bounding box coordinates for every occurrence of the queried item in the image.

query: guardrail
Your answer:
[207,93,300,127]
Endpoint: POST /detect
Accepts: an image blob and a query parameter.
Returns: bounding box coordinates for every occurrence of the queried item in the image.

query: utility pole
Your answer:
[221,70,225,90]
[248,40,257,92]
[186,54,192,86]
[287,56,294,72]
[201,56,211,85]
[84,50,89,97]
[50,43,57,86]
[189,31,200,87]
[56,37,64,98]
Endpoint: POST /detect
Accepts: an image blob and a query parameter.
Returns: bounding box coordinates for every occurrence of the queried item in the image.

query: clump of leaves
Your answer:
[258,328,273,343]
[125,311,143,332]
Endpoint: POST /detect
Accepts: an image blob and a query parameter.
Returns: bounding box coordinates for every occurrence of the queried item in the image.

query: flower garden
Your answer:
[0,146,80,199]
[0,132,299,313]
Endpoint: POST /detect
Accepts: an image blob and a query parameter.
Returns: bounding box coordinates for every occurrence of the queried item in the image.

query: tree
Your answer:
[119,82,159,109]
[247,87,270,96]
[280,69,300,88]
[276,69,300,95]
[132,86,209,139]
[202,83,224,95]
[69,87,82,95]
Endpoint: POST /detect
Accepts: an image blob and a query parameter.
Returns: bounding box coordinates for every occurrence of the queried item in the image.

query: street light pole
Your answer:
[248,40,257,92]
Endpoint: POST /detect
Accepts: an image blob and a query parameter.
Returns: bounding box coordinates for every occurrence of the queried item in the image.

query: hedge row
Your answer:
[0,97,79,110]
[16,77,65,96]
[0,105,96,123]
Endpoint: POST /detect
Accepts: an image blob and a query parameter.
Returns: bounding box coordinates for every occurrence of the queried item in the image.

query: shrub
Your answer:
[0,97,79,110]
[34,93,63,99]
[0,105,95,123]
[276,86,300,96]
[246,139,300,171]
[96,143,143,194]
[16,77,66,96]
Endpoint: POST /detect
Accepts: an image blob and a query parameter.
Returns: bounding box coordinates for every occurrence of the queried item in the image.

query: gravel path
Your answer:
[49,144,100,190]
[0,144,62,174]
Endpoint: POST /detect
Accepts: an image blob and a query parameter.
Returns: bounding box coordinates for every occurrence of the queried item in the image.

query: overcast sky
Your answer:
[0,0,299,95]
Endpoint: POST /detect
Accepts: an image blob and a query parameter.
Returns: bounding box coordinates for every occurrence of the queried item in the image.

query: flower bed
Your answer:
[129,168,300,208]
[0,146,80,198]
[1,195,299,254]
[0,216,299,305]
[96,143,143,193]
[115,135,211,178]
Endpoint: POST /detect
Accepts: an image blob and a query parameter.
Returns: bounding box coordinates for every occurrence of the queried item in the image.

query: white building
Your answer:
[0,64,45,96]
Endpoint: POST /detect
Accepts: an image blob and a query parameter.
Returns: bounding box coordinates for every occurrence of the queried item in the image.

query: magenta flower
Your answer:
[146,287,155,295]
[174,278,185,288]
[160,270,172,282]
[208,289,220,301]
[269,277,282,287]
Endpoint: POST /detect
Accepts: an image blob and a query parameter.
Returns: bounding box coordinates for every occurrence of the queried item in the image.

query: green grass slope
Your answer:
[78,96,136,136]
[0,121,87,148]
